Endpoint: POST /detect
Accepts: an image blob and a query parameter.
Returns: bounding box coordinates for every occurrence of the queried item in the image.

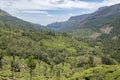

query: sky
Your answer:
[0,0,120,25]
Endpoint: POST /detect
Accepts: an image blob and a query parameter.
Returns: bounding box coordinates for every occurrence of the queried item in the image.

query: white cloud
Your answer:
[51,0,67,4]
[0,0,120,13]
[20,10,48,14]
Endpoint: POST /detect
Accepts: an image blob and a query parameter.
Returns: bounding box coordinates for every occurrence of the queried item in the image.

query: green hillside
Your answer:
[0,9,48,31]
[0,23,120,80]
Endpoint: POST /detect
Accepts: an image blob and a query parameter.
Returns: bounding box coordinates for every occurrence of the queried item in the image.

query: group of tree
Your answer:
[0,25,119,80]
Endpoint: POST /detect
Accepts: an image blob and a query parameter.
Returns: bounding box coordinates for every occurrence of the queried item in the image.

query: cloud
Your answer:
[19,10,48,14]
[0,0,120,13]
[51,0,67,4]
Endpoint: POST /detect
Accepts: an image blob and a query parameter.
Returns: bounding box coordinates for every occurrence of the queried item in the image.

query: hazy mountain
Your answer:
[69,14,90,21]
[47,3,120,40]
[0,9,10,16]
[0,9,48,31]
[47,3,120,33]
[47,14,89,31]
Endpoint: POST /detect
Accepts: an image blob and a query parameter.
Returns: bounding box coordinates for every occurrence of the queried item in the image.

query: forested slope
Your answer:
[0,24,120,80]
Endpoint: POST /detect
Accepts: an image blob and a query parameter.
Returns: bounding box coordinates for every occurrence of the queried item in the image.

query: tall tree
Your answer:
[0,49,5,70]
[27,56,36,80]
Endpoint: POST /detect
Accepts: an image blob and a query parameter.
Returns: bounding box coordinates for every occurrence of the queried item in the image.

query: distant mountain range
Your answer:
[47,3,120,39]
[0,9,48,31]
[47,14,89,31]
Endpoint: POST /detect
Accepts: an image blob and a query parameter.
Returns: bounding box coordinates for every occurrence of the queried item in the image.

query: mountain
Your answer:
[69,14,90,21]
[79,3,120,29]
[0,9,48,31]
[47,3,120,37]
[89,15,120,39]
[47,14,89,31]
[85,4,120,39]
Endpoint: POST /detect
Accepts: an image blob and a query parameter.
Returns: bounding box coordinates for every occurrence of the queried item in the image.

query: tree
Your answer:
[10,53,16,80]
[34,47,42,76]
[56,67,61,80]
[27,56,36,80]
[11,60,20,80]
[50,62,55,79]
[0,49,5,70]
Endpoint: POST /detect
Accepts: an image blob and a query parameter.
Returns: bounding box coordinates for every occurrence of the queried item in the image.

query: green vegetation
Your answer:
[0,23,120,80]
[27,56,36,80]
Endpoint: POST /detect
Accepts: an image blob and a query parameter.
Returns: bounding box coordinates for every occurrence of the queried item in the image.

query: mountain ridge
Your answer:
[0,9,49,31]
[47,14,89,31]
[47,3,120,33]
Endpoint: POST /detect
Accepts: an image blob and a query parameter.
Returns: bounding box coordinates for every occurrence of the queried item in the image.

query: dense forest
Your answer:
[0,20,120,80]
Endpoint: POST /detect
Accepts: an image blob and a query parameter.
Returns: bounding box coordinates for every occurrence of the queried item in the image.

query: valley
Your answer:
[0,3,120,80]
